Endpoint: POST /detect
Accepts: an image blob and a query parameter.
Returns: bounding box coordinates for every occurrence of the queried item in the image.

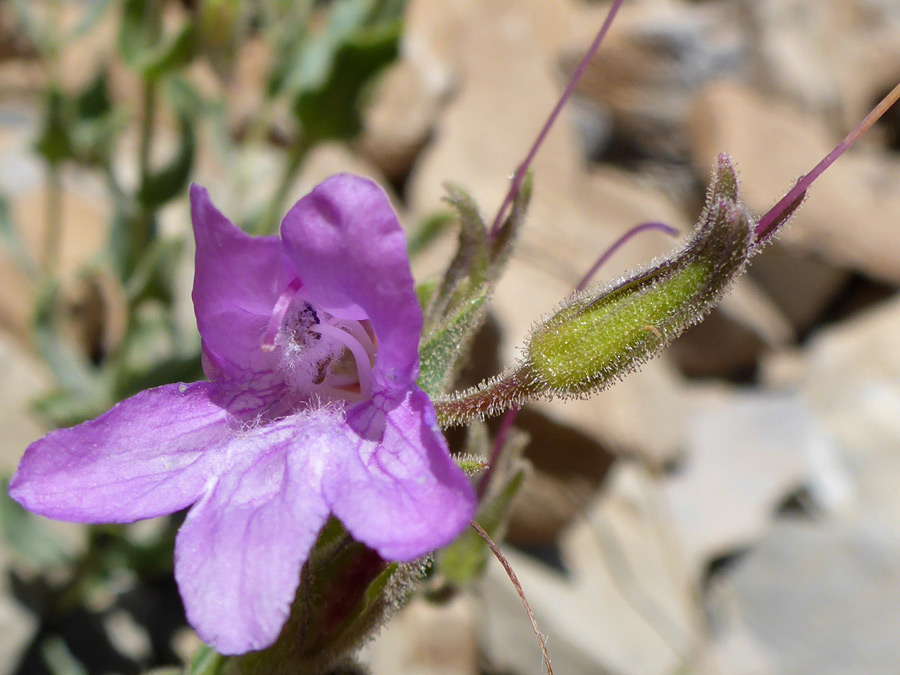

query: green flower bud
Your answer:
[434,156,756,427]
[525,157,754,396]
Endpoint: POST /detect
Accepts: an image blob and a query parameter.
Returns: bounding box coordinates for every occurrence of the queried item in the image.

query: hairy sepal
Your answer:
[526,193,755,396]
[418,181,533,397]
[418,286,489,397]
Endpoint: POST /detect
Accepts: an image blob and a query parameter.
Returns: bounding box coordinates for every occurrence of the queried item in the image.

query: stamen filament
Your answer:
[261,278,303,352]
[312,322,374,400]
[335,319,377,362]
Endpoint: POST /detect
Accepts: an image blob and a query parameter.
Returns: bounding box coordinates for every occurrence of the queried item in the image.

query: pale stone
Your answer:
[690,81,900,283]
[479,528,685,675]
[360,60,440,182]
[361,595,478,675]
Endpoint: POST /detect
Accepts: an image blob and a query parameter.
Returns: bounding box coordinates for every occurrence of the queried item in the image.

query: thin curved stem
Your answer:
[488,0,626,239]
[576,221,679,292]
[471,521,553,675]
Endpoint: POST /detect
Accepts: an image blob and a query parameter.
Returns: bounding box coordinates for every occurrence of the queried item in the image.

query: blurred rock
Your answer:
[663,393,842,574]
[360,60,440,183]
[746,243,851,336]
[745,0,900,126]
[0,108,110,349]
[707,518,900,674]
[0,590,36,675]
[361,595,478,675]
[566,0,743,161]
[690,81,900,284]
[706,285,900,673]
[504,407,615,546]
[294,142,394,204]
[0,174,110,344]
[480,525,687,675]
[0,332,48,476]
[693,83,900,283]
[668,308,767,380]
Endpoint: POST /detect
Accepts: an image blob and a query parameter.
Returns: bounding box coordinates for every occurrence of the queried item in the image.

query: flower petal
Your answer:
[191,184,295,387]
[322,387,476,561]
[9,383,230,523]
[280,175,422,391]
[174,414,337,654]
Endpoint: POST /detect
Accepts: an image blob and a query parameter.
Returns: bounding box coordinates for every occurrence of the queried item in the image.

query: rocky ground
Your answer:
[2,0,900,673]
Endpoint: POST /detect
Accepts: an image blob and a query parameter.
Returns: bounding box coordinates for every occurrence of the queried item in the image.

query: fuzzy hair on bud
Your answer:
[524,155,755,397]
[435,156,757,427]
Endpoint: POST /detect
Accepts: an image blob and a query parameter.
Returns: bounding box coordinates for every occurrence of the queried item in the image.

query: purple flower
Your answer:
[9,175,476,654]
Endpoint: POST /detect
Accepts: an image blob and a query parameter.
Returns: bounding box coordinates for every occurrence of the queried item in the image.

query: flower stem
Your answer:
[435,368,536,428]
[129,77,159,275]
[477,405,518,499]
[756,80,900,240]
[488,0,625,239]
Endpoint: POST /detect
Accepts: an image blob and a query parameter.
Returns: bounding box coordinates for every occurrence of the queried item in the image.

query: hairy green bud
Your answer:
[434,156,756,426]
[526,168,754,395]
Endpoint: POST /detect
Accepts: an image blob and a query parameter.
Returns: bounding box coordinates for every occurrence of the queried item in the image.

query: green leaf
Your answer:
[421,184,491,331]
[32,389,107,428]
[34,87,74,165]
[31,280,108,423]
[118,0,156,69]
[407,210,454,259]
[69,71,126,165]
[118,0,196,78]
[438,467,527,585]
[112,304,177,393]
[436,185,490,301]
[454,454,489,476]
[490,171,532,275]
[123,236,183,303]
[76,70,113,120]
[293,2,402,142]
[67,0,115,42]
[142,23,197,80]
[418,286,488,397]
[414,278,439,313]
[41,637,88,675]
[113,352,203,402]
[0,478,68,568]
[187,645,227,675]
[137,112,195,208]
[196,0,246,78]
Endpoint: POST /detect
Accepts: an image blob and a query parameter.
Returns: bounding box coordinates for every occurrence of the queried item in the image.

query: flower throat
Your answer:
[261,280,375,401]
